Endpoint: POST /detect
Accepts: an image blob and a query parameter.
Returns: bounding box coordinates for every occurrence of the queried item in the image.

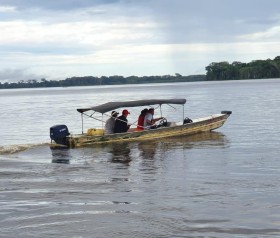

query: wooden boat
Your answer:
[50,98,232,148]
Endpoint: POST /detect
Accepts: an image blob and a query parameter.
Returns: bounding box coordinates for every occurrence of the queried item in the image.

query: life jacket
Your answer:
[137,115,145,130]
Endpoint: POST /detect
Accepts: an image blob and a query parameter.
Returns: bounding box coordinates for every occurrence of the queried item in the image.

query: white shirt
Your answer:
[143,113,153,130]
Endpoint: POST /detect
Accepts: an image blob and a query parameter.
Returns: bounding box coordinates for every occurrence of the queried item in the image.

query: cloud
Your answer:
[0,68,46,82]
[0,0,120,11]
[238,26,280,42]
[1,0,280,82]
[146,0,280,44]
[0,5,16,12]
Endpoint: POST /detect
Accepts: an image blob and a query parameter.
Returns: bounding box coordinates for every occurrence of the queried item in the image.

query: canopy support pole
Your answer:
[81,113,84,134]
[102,114,104,129]
[183,105,185,123]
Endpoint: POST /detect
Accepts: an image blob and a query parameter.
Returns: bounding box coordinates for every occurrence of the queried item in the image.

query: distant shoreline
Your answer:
[0,74,206,90]
[1,56,280,89]
[1,74,280,90]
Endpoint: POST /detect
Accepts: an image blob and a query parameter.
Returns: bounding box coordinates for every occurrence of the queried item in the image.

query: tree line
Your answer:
[205,56,280,80]
[0,74,205,89]
[1,56,280,89]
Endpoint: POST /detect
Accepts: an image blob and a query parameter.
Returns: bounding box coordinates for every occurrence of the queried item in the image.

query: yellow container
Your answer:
[87,128,104,136]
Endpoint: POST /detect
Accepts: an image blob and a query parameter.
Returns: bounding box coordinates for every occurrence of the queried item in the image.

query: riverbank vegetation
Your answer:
[1,56,280,89]
[0,74,205,89]
[206,56,280,80]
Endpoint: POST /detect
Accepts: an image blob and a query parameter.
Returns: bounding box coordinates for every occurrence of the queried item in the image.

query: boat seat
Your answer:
[128,128,137,132]
[166,122,177,127]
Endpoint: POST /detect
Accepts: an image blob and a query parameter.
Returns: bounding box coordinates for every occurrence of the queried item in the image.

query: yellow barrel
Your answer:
[87,128,104,136]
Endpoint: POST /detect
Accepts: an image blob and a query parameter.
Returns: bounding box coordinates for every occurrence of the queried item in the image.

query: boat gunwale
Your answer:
[67,113,229,147]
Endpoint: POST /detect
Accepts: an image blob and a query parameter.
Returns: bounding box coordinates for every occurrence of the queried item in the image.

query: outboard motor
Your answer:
[183,117,193,124]
[50,125,70,146]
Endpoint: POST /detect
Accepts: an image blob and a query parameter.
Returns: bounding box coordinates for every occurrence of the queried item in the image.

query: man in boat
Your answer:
[143,108,163,130]
[104,111,119,134]
[114,109,131,133]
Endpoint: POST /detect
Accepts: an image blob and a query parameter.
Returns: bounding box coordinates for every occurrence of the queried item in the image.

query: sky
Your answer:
[1,0,280,82]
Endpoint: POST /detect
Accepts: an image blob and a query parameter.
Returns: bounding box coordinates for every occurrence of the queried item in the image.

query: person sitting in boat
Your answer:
[104,111,119,134]
[143,108,163,130]
[114,109,131,133]
[136,108,148,131]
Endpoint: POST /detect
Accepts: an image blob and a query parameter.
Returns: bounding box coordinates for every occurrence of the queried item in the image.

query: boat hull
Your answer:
[65,113,231,148]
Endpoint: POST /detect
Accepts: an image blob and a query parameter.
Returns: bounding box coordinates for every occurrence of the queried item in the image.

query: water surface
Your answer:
[0,79,280,237]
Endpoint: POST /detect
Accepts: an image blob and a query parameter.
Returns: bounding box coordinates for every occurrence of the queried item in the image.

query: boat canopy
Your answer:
[77,98,187,114]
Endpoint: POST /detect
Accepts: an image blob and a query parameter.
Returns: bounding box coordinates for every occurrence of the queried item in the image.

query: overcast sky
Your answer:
[1,0,280,82]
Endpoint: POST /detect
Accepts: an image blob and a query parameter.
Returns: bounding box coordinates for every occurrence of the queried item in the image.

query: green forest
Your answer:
[0,74,205,89]
[206,56,280,80]
[1,56,280,89]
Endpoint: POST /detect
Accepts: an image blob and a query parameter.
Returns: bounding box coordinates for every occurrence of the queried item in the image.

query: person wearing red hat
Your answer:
[113,109,131,133]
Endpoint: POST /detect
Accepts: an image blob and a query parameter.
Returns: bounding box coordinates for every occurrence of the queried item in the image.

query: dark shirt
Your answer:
[114,115,129,133]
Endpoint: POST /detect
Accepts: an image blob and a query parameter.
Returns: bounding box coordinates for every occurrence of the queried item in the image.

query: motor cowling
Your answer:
[50,125,69,145]
[183,117,193,124]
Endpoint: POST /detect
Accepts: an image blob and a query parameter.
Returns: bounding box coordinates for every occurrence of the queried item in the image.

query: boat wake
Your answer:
[0,143,50,155]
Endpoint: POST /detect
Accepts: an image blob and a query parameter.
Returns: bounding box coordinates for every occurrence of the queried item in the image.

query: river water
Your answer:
[0,79,279,237]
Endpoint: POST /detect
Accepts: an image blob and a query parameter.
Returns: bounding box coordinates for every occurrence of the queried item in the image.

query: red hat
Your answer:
[122,109,130,115]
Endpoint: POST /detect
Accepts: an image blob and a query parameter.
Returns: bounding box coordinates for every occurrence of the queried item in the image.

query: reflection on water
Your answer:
[50,146,70,164]
[136,131,229,158]
[138,141,157,160]
[49,131,229,165]
[109,142,131,164]
[157,131,229,149]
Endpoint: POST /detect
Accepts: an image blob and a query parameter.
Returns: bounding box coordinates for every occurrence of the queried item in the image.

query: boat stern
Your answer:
[50,125,70,146]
